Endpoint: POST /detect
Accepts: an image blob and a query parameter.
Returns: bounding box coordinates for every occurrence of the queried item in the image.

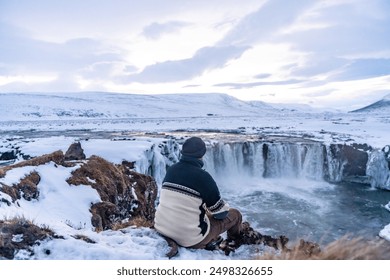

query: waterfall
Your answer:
[203,141,326,181]
[130,137,390,190]
[324,145,346,183]
[263,142,325,180]
[203,141,265,180]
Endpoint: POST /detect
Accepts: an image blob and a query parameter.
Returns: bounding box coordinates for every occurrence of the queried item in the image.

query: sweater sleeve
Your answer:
[208,199,230,219]
[201,172,230,219]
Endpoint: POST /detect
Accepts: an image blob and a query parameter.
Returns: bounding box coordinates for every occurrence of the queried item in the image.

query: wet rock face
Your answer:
[0,151,17,161]
[327,144,369,178]
[342,144,371,177]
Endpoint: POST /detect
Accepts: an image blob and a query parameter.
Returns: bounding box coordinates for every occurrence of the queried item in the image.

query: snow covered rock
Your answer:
[366,148,390,190]
[67,155,158,231]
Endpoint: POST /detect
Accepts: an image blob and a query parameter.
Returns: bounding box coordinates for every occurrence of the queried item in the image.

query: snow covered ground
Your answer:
[1,92,389,149]
[1,92,390,260]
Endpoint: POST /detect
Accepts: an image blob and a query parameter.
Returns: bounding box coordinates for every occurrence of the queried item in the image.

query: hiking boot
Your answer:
[219,239,236,256]
[205,236,224,251]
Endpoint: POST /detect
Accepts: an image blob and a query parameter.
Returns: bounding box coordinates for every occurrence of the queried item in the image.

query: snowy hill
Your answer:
[0,92,275,121]
[1,91,390,149]
[351,94,390,113]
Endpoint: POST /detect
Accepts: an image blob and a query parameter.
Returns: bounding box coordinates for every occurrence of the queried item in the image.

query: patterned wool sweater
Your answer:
[154,156,229,247]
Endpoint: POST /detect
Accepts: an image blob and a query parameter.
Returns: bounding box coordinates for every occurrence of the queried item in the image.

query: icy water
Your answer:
[219,179,390,245]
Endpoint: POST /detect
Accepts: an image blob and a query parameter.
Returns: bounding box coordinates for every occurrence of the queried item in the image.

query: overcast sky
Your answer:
[1,0,390,110]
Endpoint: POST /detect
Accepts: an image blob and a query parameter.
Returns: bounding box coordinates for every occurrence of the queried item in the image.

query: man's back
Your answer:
[154,137,232,248]
[154,156,222,247]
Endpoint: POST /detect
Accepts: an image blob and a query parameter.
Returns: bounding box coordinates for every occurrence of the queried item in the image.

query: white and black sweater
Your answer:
[154,156,230,247]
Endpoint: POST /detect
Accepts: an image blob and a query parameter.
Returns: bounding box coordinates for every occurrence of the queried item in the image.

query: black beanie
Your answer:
[181,137,206,158]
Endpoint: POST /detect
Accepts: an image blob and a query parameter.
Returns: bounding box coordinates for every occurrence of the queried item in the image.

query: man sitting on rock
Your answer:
[154,136,243,251]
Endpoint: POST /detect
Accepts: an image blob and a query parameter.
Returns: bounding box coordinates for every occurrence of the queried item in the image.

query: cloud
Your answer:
[81,62,138,80]
[261,0,390,85]
[289,55,348,77]
[253,73,272,79]
[142,21,192,40]
[218,0,314,46]
[0,21,130,91]
[127,45,250,83]
[0,23,123,74]
[0,73,81,92]
[0,0,193,42]
[303,90,334,98]
[283,1,390,48]
[332,58,390,81]
[214,79,304,89]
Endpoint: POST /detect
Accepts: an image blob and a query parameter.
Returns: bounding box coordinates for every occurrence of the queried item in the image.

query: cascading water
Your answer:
[264,142,325,180]
[203,141,264,180]
[324,144,345,183]
[203,140,326,182]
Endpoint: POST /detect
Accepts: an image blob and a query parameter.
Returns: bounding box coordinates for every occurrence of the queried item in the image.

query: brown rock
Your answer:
[64,142,86,161]
[90,201,118,231]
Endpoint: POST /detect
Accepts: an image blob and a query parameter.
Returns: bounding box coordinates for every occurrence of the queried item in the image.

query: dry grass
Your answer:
[112,216,154,230]
[0,150,69,179]
[0,171,40,202]
[67,155,157,231]
[258,236,390,260]
[67,155,129,202]
[71,234,96,244]
[0,217,60,259]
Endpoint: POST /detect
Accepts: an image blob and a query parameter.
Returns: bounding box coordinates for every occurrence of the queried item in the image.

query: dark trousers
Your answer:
[190,208,242,249]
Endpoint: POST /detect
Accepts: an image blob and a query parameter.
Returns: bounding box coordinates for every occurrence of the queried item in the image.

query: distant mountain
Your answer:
[267,102,320,113]
[0,92,280,121]
[351,94,390,113]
